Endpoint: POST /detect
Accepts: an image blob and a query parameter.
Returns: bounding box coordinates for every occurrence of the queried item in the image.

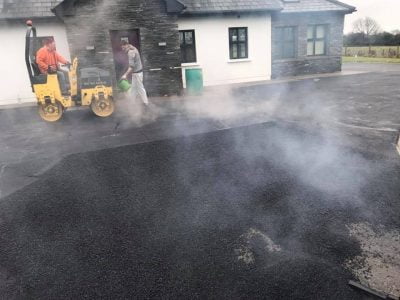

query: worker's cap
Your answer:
[120,40,129,46]
[43,37,55,45]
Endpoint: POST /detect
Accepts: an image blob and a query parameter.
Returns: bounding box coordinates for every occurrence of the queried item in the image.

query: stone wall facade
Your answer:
[271,12,345,78]
[61,0,182,96]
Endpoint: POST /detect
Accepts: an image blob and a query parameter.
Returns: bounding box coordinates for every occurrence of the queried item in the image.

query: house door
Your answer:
[109,30,140,80]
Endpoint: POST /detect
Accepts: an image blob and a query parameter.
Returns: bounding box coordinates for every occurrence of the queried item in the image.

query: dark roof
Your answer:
[52,0,185,18]
[52,0,281,18]
[0,0,355,20]
[280,0,355,13]
[0,0,62,19]
[178,0,283,14]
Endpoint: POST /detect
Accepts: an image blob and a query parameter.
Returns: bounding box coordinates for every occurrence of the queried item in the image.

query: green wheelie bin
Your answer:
[185,68,203,95]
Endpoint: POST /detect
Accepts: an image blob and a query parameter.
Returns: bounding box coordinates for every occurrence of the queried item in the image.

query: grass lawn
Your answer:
[342,56,400,64]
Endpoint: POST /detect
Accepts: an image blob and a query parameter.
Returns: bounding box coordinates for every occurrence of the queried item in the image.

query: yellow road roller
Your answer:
[25,21,114,122]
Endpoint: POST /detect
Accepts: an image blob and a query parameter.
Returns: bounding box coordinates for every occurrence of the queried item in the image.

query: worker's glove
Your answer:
[48,65,57,74]
[62,62,72,70]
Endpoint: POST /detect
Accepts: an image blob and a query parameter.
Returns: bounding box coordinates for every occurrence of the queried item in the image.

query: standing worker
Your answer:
[120,40,149,106]
[36,37,70,94]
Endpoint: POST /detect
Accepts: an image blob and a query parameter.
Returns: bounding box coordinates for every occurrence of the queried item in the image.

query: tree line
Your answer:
[344,17,400,47]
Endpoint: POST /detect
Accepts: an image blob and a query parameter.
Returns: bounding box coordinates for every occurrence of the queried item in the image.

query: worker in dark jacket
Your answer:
[120,40,149,106]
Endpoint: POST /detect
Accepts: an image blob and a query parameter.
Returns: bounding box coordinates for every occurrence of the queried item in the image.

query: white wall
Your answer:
[178,14,272,87]
[0,20,70,105]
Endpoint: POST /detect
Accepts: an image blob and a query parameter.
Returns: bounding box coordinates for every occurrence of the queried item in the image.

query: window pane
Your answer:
[283,27,293,41]
[186,48,196,62]
[317,25,325,39]
[231,45,238,58]
[229,28,235,37]
[315,40,325,55]
[238,29,247,42]
[276,43,283,59]
[239,43,247,58]
[179,32,184,45]
[184,31,193,44]
[276,28,283,41]
[307,41,314,55]
[283,42,295,58]
[231,33,238,42]
[307,26,314,39]
[316,26,325,38]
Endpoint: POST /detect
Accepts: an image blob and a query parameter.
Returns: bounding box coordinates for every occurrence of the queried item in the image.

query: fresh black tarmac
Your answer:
[0,122,399,299]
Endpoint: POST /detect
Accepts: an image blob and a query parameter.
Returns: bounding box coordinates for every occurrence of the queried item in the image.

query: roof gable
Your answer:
[280,0,355,13]
[0,0,62,19]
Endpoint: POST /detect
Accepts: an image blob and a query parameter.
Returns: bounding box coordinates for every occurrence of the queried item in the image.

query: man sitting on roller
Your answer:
[36,37,70,94]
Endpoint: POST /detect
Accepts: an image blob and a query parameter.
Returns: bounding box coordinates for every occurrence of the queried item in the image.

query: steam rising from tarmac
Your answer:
[152,82,375,201]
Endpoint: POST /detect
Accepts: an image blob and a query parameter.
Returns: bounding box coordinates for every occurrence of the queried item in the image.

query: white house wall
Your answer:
[178,14,272,87]
[0,20,70,105]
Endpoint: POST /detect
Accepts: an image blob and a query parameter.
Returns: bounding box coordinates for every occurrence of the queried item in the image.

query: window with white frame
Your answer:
[275,26,296,59]
[179,30,197,63]
[307,25,328,56]
[229,27,248,59]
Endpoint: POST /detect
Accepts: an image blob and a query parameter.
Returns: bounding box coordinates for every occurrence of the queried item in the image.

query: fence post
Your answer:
[398,45,400,58]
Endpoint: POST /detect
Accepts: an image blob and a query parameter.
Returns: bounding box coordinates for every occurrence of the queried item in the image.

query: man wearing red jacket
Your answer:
[36,38,70,94]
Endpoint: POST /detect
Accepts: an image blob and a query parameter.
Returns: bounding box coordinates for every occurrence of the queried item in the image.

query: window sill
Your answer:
[181,62,200,67]
[227,58,251,63]
[306,55,328,58]
[273,55,337,63]
[274,57,298,62]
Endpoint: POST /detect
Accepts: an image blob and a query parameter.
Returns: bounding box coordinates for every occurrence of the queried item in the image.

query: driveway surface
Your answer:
[0,63,399,299]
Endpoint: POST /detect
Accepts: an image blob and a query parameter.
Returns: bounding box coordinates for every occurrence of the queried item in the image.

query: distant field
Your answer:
[342,56,400,64]
[343,46,400,58]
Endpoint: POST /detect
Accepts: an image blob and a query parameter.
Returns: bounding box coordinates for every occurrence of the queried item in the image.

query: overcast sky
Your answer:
[343,0,400,33]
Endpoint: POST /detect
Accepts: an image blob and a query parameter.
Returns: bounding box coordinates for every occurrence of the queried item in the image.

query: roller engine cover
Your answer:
[79,67,112,89]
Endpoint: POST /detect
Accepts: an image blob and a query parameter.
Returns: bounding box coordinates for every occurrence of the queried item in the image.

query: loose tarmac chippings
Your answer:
[345,222,400,298]
[235,228,282,265]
